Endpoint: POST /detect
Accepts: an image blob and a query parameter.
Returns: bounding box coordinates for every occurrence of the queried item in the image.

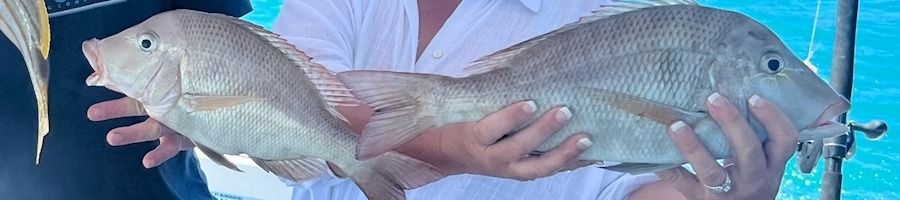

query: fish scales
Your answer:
[430,6,739,163]
[339,1,850,173]
[168,11,346,158]
[82,9,445,200]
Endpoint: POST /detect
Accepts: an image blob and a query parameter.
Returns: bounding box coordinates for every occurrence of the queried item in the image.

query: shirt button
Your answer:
[432,50,443,59]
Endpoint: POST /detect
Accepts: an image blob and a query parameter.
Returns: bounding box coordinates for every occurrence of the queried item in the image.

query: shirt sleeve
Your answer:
[596,173,661,200]
[272,0,357,73]
[171,0,253,17]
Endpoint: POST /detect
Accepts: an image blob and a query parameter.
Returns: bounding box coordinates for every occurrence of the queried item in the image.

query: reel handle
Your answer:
[849,120,888,140]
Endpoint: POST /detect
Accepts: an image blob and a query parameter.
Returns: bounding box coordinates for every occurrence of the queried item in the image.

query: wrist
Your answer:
[394,126,462,175]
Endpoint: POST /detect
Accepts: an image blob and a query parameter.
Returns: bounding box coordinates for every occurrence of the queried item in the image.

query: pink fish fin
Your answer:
[326,161,349,178]
[602,162,680,174]
[182,94,263,113]
[336,71,445,160]
[210,13,357,123]
[252,157,329,182]
[462,38,533,76]
[343,152,446,200]
[195,143,242,172]
[298,61,357,123]
[463,0,698,76]
[582,87,705,125]
[588,0,699,19]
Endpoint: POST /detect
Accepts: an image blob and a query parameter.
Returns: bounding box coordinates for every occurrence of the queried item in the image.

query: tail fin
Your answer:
[337,71,446,160]
[344,152,446,200]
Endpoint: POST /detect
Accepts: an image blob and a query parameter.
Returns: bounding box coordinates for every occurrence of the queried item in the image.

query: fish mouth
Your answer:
[82,39,122,92]
[801,100,851,139]
[83,39,104,86]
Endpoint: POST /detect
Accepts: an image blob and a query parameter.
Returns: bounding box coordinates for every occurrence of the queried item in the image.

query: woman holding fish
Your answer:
[86,0,843,199]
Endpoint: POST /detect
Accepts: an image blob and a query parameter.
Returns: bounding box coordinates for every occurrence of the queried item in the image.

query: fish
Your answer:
[1,0,52,164]
[336,0,851,174]
[81,9,443,200]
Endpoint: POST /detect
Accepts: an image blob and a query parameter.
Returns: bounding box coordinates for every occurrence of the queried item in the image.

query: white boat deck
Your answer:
[195,149,293,200]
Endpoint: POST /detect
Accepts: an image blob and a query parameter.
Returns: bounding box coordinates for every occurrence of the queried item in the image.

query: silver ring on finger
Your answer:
[703,165,733,193]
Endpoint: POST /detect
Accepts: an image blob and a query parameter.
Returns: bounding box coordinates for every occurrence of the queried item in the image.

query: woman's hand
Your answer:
[635,93,797,199]
[87,97,194,169]
[392,101,595,180]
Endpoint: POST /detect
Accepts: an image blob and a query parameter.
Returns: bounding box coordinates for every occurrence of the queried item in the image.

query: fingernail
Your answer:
[556,107,573,122]
[670,121,688,135]
[523,100,537,113]
[749,95,763,107]
[87,107,101,120]
[576,137,593,150]
[707,92,724,107]
[144,159,156,168]
[107,132,121,145]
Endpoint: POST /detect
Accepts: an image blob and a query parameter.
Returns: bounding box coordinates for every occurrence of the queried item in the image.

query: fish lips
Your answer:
[82,39,120,92]
[803,100,851,138]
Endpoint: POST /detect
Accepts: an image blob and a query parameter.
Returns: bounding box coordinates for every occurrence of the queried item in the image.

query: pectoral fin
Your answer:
[182,94,263,113]
[582,87,706,125]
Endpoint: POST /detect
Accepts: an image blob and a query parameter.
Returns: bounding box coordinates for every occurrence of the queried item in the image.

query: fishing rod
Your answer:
[795,0,889,199]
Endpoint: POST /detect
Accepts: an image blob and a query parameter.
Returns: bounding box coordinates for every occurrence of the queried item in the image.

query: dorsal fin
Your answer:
[463,0,698,76]
[210,12,357,123]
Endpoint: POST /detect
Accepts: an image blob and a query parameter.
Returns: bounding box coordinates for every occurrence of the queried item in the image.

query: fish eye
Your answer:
[137,32,158,52]
[761,52,783,74]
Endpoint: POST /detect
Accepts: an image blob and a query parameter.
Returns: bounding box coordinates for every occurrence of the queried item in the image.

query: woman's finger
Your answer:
[87,97,146,121]
[107,118,171,146]
[668,121,728,189]
[655,167,703,198]
[143,132,184,168]
[474,100,538,145]
[505,133,591,180]
[494,106,571,155]
[748,95,799,167]
[706,93,765,170]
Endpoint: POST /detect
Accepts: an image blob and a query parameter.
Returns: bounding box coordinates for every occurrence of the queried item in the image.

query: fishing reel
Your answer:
[796,119,888,173]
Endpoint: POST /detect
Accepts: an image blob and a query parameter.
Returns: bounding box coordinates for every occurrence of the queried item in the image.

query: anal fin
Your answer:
[252,157,329,182]
[350,152,446,200]
[195,143,242,172]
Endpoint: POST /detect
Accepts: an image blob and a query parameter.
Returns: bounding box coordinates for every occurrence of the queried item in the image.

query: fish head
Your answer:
[83,12,186,116]
[716,14,850,140]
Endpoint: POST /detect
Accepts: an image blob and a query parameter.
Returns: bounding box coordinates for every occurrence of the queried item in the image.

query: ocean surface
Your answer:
[241,0,898,199]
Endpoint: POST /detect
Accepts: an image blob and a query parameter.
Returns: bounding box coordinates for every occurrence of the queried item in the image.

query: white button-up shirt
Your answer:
[272,0,660,199]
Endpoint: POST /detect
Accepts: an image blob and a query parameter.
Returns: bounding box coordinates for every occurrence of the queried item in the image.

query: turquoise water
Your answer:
[241,1,898,199]
[242,0,283,30]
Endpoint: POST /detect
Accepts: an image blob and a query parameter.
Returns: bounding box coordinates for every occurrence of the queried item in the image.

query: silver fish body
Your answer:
[1,0,52,164]
[82,9,442,200]
[338,1,850,172]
